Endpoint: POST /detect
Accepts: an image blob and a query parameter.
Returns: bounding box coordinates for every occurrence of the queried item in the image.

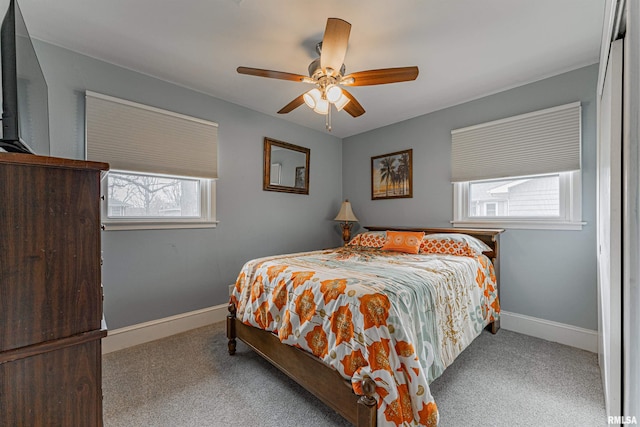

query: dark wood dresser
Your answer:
[0,153,109,426]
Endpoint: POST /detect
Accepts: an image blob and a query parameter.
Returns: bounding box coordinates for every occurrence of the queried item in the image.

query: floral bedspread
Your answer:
[230,246,499,427]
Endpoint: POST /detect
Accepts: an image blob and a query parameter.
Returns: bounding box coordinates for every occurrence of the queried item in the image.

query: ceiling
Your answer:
[19,0,605,138]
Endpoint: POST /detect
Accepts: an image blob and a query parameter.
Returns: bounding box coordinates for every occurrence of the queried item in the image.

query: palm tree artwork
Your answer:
[379,156,395,197]
[397,152,410,194]
[371,149,413,200]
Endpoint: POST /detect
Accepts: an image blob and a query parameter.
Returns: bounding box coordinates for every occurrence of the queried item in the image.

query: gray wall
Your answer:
[343,65,598,330]
[34,41,343,329]
[34,38,598,332]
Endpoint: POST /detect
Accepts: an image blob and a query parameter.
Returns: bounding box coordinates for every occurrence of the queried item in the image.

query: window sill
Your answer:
[102,220,219,231]
[451,219,586,231]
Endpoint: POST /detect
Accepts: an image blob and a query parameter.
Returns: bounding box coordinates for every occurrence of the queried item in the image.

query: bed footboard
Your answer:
[226,302,376,427]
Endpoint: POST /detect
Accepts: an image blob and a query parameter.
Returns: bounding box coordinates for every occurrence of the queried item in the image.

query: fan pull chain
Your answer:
[326,104,332,131]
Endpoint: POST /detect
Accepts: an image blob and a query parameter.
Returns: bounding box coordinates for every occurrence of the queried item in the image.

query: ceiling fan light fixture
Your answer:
[303,93,315,108]
[333,93,350,111]
[303,88,322,108]
[326,85,343,103]
[313,98,329,115]
[236,18,418,130]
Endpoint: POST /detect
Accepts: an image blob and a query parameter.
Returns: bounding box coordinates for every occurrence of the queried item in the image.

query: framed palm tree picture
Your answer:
[371,149,413,200]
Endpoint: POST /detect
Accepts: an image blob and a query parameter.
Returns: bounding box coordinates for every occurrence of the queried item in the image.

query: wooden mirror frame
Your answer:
[263,137,310,195]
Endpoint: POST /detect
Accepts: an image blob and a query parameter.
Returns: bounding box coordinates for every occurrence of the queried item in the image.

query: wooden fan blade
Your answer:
[320,18,351,74]
[277,94,306,114]
[343,66,419,86]
[341,89,365,117]
[237,67,307,82]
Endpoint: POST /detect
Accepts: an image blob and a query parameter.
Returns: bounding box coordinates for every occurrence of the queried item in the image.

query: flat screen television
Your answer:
[0,0,49,155]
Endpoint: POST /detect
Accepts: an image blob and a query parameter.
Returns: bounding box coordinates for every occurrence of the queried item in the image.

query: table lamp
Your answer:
[334,199,359,245]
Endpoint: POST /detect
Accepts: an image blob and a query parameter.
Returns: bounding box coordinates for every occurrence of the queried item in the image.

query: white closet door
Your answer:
[623,3,640,418]
[598,38,622,418]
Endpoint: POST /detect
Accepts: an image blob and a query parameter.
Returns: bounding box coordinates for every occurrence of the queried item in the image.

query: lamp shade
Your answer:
[303,88,321,109]
[314,98,329,115]
[334,199,359,222]
[333,93,350,111]
[326,85,343,103]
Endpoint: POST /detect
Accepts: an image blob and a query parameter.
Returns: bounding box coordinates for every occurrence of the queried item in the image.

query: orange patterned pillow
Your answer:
[348,232,387,248]
[381,231,425,254]
[419,233,491,256]
[420,239,476,257]
[347,235,361,246]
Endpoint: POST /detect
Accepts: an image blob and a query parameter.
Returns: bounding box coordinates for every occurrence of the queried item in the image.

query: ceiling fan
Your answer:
[237,17,419,131]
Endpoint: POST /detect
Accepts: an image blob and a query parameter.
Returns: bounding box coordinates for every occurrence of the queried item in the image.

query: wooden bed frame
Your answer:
[227,227,504,427]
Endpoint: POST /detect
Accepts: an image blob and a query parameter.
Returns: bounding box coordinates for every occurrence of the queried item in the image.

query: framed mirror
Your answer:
[263,137,310,195]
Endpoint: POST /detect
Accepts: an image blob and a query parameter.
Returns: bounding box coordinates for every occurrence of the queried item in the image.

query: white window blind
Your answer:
[85,91,218,179]
[451,102,581,182]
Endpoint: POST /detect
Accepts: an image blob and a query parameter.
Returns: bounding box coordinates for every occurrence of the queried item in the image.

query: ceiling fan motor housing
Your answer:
[308,57,346,80]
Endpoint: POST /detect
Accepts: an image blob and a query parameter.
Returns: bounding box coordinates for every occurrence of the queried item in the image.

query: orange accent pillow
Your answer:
[420,239,476,257]
[419,233,491,256]
[347,232,387,248]
[347,235,361,246]
[381,231,425,254]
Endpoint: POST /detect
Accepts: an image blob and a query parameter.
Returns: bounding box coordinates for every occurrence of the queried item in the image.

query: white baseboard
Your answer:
[500,310,598,353]
[101,306,597,355]
[102,304,228,354]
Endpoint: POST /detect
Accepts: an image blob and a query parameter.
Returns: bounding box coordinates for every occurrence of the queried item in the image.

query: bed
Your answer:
[227,226,503,427]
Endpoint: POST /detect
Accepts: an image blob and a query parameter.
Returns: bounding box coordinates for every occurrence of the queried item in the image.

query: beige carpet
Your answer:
[102,322,606,426]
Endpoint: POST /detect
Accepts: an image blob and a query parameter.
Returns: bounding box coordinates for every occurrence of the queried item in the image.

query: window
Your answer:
[451,102,583,230]
[471,175,559,218]
[85,92,218,230]
[101,171,215,229]
[453,171,583,230]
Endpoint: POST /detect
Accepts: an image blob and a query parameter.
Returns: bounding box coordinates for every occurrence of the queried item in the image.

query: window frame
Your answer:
[452,171,584,230]
[100,169,218,231]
